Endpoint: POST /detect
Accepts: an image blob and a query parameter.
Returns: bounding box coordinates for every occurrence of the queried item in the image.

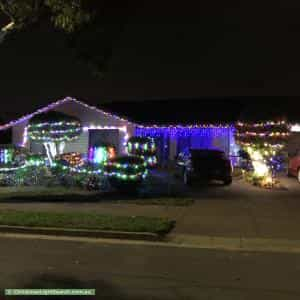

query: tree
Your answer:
[0,0,90,32]
[27,111,82,165]
[0,1,132,78]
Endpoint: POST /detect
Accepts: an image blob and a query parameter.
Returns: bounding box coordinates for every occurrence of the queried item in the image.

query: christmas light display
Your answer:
[235,121,289,188]
[52,161,104,175]
[127,137,157,167]
[27,111,82,165]
[88,146,116,165]
[57,152,84,167]
[108,147,117,160]
[0,148,14,164]
[83,126,130,148]
[26,154,46,167]
[0,97,133,132]
[106,156,148,182]
[0,164,27,173]
[136,125,233,137]
[136,125,235,162]
[291,124,300,132]
[89,147,108,164]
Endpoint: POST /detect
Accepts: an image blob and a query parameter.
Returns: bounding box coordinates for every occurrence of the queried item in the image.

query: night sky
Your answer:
[1,1,300,121]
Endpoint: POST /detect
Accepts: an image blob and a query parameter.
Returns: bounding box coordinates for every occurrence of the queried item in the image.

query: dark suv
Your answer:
[176,149,233,185]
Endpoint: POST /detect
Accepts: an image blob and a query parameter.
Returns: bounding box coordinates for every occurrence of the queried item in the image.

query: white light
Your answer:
[291,124,300,132]
[253,161,269,177]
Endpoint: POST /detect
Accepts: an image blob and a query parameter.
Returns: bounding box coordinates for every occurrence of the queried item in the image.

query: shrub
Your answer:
[106,156,147,193]
[127,136,158,167]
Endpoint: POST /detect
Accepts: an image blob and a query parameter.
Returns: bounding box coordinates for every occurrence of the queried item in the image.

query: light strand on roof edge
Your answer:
[0,97,134,131]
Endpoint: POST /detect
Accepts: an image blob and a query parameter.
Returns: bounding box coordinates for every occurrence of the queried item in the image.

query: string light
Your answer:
[106,156,148,182]
[0,148,14,164]
[0,97,134,132]
[127,137,157,167]
[26,155,46,167]
[136,126,235,159]
[83,126,130,149]
[28,120,82,143]
[236,120,289,187]
[57,152,84,167]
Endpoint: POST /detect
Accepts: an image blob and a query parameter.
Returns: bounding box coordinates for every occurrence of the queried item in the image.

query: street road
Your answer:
[1,236,300,299]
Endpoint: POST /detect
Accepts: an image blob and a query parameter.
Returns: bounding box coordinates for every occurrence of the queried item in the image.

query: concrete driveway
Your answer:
[173,175,300,240]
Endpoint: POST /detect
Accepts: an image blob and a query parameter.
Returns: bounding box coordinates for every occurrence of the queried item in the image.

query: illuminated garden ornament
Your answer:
[235,120,289,187]
[27,111,82,166]
[94,147,108,164]
[89,145,116,165]
[127,136,157,167]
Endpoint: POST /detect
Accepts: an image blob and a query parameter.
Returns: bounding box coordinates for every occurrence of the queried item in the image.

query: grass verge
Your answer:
[0,210,175,235]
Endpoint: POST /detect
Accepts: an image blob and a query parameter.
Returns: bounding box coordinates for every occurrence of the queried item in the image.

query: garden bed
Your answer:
[0,210,175,235]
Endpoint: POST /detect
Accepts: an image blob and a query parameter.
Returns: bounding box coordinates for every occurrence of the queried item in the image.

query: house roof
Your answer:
[0,98,244,130]
[0,97,133,130]
[1,97,300,130]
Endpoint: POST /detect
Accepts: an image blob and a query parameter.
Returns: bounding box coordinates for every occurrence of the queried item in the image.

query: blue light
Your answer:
[135,125,235,157]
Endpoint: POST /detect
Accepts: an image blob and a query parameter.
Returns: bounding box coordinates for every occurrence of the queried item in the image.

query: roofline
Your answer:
[0,97,135,131]
[136,124,235,128]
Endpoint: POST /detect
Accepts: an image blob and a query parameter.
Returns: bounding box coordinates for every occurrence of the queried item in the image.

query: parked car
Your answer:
[175,149,233,185]
[287,150,300,181]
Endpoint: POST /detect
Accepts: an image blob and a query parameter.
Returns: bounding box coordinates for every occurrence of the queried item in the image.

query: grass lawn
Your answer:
[0,210,175,234]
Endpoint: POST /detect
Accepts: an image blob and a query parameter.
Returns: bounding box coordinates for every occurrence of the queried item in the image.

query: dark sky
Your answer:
[1,0,300,120]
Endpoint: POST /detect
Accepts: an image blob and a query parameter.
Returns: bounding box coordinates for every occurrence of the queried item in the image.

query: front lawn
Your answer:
[0,210,175,234]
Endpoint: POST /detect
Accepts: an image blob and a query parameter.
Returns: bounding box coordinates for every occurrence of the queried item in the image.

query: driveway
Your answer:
[173,176,300,240]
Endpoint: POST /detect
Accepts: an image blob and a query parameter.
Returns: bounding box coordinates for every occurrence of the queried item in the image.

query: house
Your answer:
[0,97,136,157]
[2,97,300,166]
[0,98,239,164]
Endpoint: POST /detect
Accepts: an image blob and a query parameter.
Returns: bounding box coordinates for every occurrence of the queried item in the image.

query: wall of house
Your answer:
[12,120,29,147]
[10,100,136,155]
